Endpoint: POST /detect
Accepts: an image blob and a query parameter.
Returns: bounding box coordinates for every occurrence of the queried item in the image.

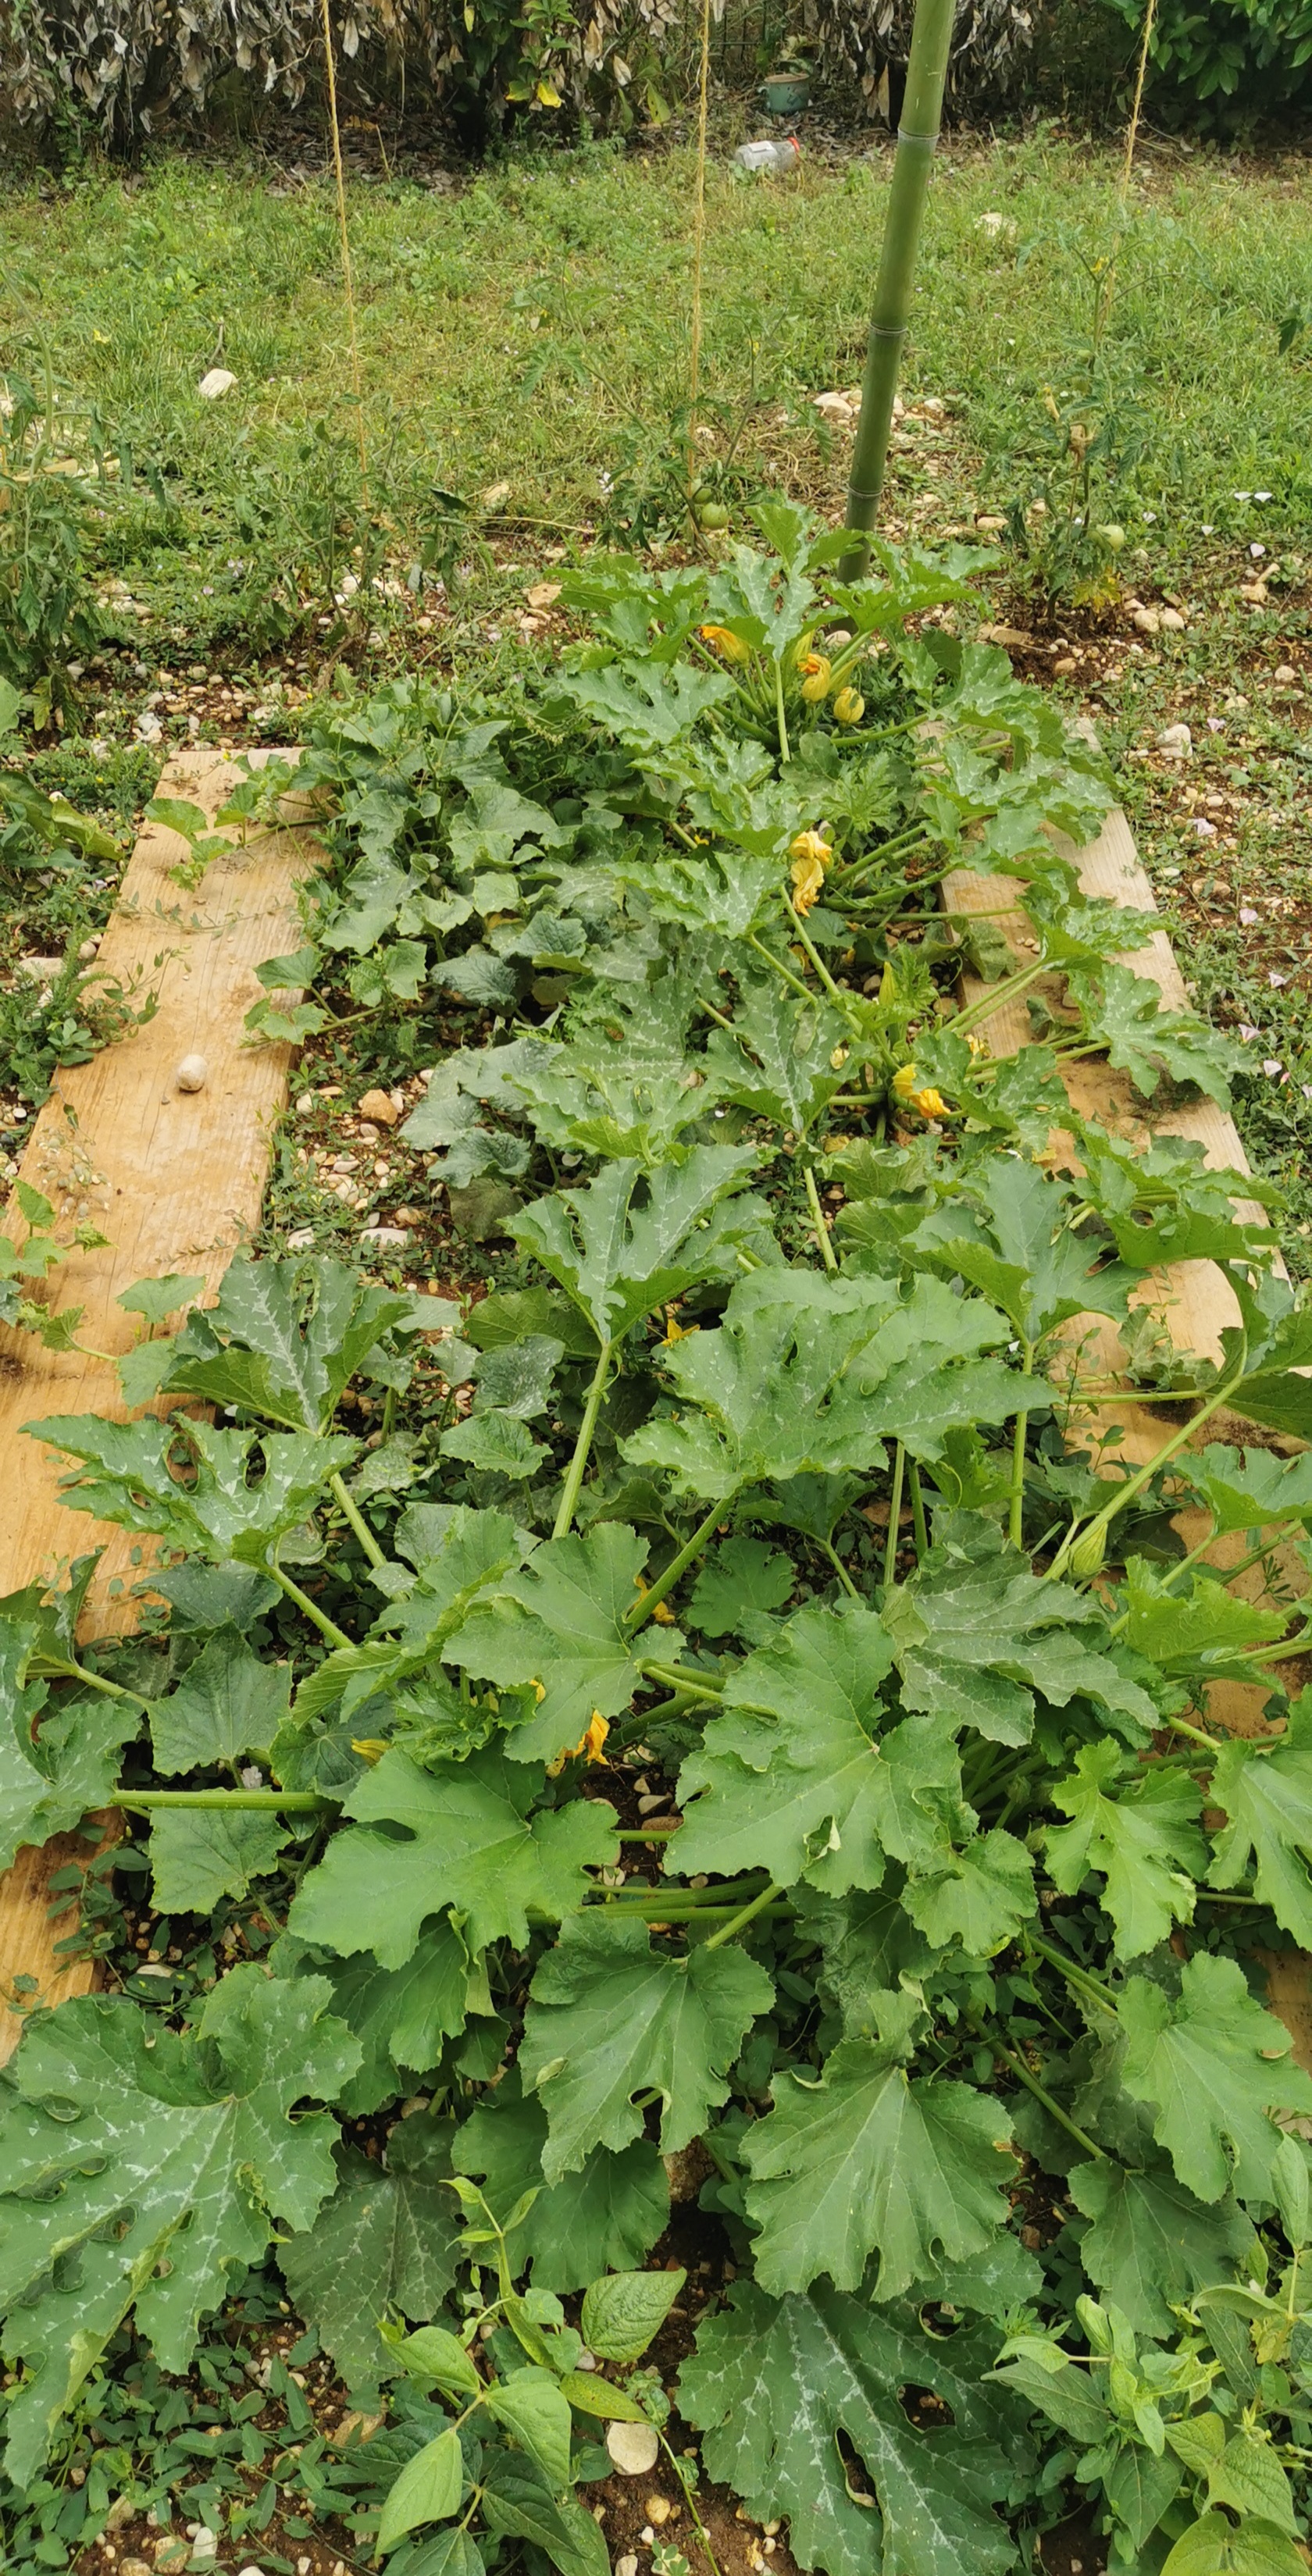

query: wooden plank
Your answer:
[0,746,316,2052]
[941,788,1312,2052]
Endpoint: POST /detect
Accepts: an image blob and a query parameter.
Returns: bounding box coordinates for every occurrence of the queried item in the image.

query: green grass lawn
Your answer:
[3,126,1312,1234]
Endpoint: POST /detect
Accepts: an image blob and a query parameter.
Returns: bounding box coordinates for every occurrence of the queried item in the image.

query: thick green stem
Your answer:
[638,1659,726,1699]
[783,894,847,1006]
[112,1788,331,1812]
[329,1469,387,1570]
[1028,1931,1119,2016]
[818,1537,859,1599]
[553,1339,612,1538]
[840,0,957,577]
[774,656,790,764]
[266,1560,352,1649]
[702,1879,786,1951]
[1009,1341,1036,1550]
[62,1664,152,1716]
[623,1496,734,1635]
[747,930,813,1004]
[803,1163,839,1274]
[884,1442,906,1589]
[908,1458,929,1560]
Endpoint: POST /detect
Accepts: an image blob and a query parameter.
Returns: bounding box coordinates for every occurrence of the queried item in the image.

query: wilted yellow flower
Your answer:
[893,1063,949,1120]
[547,1709,611,1775]
[350,1738,389,1765]
[699,622,750,664]
[832,686,865,725]
[799,651,832,704]
[789,825,832,916]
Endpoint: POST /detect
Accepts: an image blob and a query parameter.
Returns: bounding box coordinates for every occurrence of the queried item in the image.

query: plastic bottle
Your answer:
[733,136,801,173]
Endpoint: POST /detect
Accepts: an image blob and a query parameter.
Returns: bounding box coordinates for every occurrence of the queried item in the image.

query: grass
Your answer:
[2,123,1312,1238]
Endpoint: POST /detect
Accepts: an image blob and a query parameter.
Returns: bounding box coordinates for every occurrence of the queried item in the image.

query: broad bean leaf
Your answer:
[679,2278,1025,2576]
[580,2267,686,2362]
[625,1270,1024,1501]
[453,2070,668,2290]
[509,1146,761,1346]
[480,2453,611,2576]
[377,2427,465,2548]
[1159,2514,1306,2575]
[0,1971,358,2481]
[518,1912,773,2179]
[743,2035,1016,2297]
[1207,1698,1312,1944]
[149,1627,291,1774]
[1068,2159,1255,2340]
[1045,1742,1207,1957]
[674,1600,963,1893]
[289,1748,618,1966]
[880,1520,1158,1747]
[146,1807,291,1912]
[1118,1952,1312,2202]
[280,2117,463,2382]
[27,1415,358,1566]
[446,1522,671,1764]
[486,2368,573,2490]
[0,1630,137,1873]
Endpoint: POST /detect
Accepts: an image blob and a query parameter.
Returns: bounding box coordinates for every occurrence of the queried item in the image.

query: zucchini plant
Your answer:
[3,508,1312,2576]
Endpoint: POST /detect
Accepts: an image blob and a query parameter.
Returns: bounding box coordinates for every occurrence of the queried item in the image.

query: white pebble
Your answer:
[176,1055,209,1093]
[606,2421,660,2475]
[198,369,237,400]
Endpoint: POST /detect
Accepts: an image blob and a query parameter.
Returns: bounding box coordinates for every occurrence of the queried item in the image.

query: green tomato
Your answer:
[1095,523,1126,552]
[697,502,730,531]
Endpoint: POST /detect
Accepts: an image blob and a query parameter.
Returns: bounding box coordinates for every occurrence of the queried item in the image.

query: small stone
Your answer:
[237,2564,267,2576]
[1132,604,1160,636]
[295,1092,314,1115]
[606,2420,661,2475]
[198,369,237,400]
[1275,663,1299,682]
[974,514,1007,533]
[645,2496,672,2524]
[176,1054,209,1092]
[358,1087,400,1127]
[1052,656,1077,676]
[359,1225,410,1250]
[1156,722,1193,755]
[297,2559,312,2574]
[575,2347,598,2370]
[191,2537,218,2567]
[78,936,99,963]
[286,1227,315,1252]
[16,954,64,982]
[155,2544,189,2571]
[121,2560,152,2576]
[1158,605,1186,631]
[617,2558,640,2576]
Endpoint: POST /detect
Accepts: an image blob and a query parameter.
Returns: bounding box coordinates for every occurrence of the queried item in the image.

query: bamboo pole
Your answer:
[839,0,957,579]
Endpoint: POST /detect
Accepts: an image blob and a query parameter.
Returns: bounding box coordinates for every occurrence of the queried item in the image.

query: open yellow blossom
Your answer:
[547,1709,611,1775]
[798,651,832,704]
[699,622,750,664]
[832,686,865,725]
[893,1063,949,1120]
[789,825,833,917]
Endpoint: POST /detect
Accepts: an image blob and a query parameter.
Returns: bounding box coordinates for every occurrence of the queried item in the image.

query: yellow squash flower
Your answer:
[789,825,833,917]
[832,686,865,725]
[798,651,832,704]
[547,1709,611,1775]
[893,1063,949,1120]
[699,622,750,665]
